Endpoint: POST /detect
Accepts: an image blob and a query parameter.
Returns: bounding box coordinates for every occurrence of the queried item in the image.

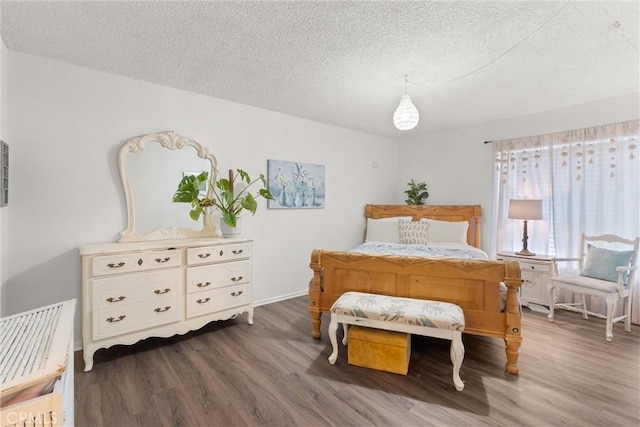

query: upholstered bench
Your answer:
[328,291,466,391]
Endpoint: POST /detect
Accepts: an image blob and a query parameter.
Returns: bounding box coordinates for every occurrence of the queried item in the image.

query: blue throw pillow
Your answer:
[580,244,634,283]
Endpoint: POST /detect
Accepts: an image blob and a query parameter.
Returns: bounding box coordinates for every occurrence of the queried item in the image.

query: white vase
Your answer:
[220,217,242,238]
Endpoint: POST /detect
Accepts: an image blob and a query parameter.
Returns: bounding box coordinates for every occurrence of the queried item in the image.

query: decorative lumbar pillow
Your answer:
[421,219,469,244]
[580,244,634,283]
[365,217,412,243]
[398,219,429,245]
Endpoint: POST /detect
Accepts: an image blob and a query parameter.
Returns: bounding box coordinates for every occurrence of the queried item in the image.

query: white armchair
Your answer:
[547,234,639,341]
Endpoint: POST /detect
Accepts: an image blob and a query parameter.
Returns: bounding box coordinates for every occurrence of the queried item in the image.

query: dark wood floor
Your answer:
[75,297,640,427]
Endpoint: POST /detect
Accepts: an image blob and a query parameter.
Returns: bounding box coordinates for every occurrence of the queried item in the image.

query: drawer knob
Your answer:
[232,249,244,255]
[219,250,224,256]
[106,296,126,303]
[138,258,143,266]
[231,291,243,297]
[154,306,171,313]
[155,257,170,264]
[197,282,211,288]
[196,298,211,304]
[107,262,125,269]
[198,253,211,259]
[230,276,244,282]
[154,288,171,295]
[106,315,126,323]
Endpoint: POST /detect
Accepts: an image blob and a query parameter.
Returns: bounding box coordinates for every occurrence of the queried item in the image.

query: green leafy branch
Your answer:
[404,179,429,205]
[172,169,274,227]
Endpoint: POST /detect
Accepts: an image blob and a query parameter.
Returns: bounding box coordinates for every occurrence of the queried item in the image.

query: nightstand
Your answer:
[497,251,553,313]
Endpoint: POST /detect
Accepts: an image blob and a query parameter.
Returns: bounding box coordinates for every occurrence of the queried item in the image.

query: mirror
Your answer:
[118,131,218,242]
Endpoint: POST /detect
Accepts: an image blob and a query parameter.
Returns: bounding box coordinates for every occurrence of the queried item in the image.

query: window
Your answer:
[491,119,640,320]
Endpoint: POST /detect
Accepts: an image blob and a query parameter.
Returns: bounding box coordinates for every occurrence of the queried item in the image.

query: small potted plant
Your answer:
[404,179,429,205]
[173,168,274,237]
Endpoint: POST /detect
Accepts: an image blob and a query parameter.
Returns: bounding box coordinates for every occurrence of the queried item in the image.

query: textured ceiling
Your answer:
[1,1,639,138]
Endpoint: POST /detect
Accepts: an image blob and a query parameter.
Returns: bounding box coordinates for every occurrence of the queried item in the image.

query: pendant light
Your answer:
[393,74,420,130]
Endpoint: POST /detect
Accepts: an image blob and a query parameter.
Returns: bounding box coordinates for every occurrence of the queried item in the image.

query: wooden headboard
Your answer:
[364,204,483,249]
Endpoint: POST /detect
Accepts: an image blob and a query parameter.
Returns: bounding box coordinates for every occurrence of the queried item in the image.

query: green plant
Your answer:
[173,169,274,227]
[404,179,429,205]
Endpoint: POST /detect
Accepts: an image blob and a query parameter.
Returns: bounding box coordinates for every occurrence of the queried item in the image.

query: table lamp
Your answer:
[508,199,543,256]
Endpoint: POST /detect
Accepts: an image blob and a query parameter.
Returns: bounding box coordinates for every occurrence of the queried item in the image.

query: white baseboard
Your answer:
[254,289,308,307]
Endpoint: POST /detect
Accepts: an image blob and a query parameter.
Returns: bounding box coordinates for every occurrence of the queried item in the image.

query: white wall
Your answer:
[0,38,8,317]
[4,47,637,345]
[2,51,399,343]
[398,92,640,251]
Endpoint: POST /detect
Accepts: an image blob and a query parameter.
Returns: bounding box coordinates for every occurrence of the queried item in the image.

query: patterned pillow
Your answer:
[398,219,429,245]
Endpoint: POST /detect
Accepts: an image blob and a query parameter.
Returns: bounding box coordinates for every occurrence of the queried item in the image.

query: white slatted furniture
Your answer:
[1,299,76,427]
[328,291,466,391]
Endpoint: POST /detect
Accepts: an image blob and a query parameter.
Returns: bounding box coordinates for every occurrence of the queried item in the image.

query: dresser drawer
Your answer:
[186,283,250,318]
[92,249,182,277]
[92,268,182,309]
[518,261,551,273]
[186,243,251,265]
[92,295,181,340]
[186,260,250,293]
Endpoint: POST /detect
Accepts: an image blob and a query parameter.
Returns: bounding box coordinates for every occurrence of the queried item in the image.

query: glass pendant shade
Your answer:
[393,94,419,130]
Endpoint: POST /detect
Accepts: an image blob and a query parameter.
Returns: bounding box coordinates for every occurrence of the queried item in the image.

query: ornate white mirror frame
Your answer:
[118,131,218,242]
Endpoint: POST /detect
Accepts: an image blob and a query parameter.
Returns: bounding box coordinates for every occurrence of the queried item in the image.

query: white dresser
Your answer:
[80,237,253,371]
[497,252,553,313]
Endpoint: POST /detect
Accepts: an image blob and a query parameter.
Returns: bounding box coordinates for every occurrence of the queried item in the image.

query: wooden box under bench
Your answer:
[348,326,411,375]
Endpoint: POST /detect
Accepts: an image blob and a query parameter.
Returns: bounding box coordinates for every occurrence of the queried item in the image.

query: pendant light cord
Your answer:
[436,2,569,85]
[598,1,640,55]
[405,1,635,87]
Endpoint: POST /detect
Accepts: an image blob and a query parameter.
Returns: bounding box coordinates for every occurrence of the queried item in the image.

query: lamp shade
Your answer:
[393,94,420,130]
[508,199,543,220]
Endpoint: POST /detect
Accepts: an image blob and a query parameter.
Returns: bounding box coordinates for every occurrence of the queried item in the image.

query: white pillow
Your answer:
[365,217,412,243]
[421,219,469,244]
[398,219,429,245]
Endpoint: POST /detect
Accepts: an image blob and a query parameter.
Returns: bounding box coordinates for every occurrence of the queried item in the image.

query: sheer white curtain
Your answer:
[491,119,640,321]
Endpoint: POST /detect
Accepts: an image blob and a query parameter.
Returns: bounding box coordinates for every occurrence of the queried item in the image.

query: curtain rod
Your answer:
[481,119,638,146]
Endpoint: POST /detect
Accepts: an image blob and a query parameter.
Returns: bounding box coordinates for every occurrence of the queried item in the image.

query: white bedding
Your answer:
[352,241,489,259]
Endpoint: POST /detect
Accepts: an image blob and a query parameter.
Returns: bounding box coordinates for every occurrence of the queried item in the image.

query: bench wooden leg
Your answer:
[328,313,339,365]
[450,331,465,391]
[342,323,348,345]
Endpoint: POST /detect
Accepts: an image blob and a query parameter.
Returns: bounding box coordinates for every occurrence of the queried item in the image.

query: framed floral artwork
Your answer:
[267,159,325,209]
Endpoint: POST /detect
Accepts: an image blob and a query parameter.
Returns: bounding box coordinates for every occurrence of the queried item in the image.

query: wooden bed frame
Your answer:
[308,204,523,374]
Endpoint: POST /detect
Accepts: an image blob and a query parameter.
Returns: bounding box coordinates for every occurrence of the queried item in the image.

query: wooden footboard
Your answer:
[309,250,522,374]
